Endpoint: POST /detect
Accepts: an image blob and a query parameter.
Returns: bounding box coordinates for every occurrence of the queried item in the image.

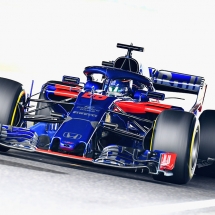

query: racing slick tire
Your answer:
[151,109,200,184]
[195,110,215,176]
[0,77,25,152]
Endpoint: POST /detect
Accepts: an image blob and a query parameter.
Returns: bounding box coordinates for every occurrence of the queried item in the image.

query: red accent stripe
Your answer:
[55,84,71,91]
[54,89,79,98]
[36,149,92,161]
[70,86,82,91]
[115,101,172,114]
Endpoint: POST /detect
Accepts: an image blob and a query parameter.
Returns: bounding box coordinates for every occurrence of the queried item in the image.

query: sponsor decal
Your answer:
[160,153,177,171]
[76,106,100,112]
[153,70,202,91]
[63,132,82,140]
[73,111,98,117]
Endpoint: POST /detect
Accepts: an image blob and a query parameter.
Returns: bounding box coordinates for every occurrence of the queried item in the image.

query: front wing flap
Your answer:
[93,145,177,176]
[0,124,38,152]
[0,123,177,177]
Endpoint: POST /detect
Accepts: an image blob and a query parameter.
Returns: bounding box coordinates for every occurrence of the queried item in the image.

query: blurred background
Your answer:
[0,0,214,109]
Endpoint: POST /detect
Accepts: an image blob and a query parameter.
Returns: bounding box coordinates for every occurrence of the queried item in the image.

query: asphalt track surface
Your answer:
[0,149,215,215]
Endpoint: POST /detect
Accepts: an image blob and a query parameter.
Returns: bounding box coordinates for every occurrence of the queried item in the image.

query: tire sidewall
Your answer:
[151,110,199,184]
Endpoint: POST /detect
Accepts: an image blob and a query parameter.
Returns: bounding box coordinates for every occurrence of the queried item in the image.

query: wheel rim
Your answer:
[190,127,199,175]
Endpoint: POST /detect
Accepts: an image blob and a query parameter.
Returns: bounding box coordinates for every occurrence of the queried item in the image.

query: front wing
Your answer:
[0,124,177,177]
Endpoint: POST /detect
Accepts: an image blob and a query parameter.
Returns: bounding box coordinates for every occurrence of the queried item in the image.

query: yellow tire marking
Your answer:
[189,120,199,178]
[150,119,157,151]
[10,91,25,125]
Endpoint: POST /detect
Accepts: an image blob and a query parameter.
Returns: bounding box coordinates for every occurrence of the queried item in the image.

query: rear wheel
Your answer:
[0,77,25,152]
[195,110,215,176]
[151,110,199,184]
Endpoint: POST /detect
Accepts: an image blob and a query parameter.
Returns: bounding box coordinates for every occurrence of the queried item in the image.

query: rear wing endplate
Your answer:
[149,68,205,95]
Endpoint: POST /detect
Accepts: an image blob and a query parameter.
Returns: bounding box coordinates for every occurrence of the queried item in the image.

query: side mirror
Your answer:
[134,90,165,101]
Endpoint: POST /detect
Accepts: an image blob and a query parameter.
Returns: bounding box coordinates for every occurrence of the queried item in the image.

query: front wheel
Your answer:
[0,77,25,152]
[151,110,200,184]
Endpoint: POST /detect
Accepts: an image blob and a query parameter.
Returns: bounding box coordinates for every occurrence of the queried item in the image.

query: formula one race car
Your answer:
[0,43,214,184]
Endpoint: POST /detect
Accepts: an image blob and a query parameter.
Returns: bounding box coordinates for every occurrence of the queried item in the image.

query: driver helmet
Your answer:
[108,79,133,97]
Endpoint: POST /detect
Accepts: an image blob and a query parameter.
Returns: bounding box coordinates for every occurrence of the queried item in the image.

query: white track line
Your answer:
[114,199,215,215]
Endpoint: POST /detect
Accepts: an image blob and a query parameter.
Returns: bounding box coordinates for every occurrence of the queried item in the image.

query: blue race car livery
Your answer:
[0,43,213,184]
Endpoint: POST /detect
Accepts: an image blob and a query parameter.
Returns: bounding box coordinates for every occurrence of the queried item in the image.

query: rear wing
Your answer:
[149,68,205,95]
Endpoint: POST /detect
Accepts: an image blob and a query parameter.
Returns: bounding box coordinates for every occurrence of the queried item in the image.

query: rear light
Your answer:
[198,105,202,112]
[159,153,177,171]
